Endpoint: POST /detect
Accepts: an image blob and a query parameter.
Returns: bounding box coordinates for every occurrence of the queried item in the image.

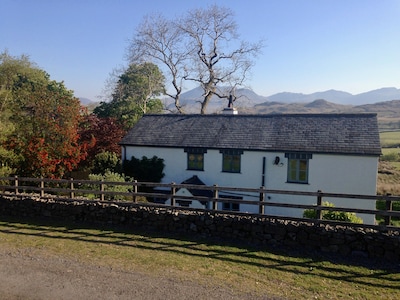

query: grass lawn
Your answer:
[0,216,399,299]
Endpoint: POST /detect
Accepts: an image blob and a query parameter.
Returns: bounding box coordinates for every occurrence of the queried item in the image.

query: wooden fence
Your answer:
[1,176,400,228]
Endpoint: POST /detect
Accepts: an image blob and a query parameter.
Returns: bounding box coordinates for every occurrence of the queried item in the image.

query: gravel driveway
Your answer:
[0,247,273,300]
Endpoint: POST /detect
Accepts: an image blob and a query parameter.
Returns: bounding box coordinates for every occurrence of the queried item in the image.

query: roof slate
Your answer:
[120,113,381,155]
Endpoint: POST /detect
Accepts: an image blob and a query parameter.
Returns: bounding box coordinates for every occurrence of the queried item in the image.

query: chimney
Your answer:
[222,94,238,115]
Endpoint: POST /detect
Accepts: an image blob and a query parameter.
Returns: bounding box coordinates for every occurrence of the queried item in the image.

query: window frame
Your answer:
[220,149,243,173]
[185,148,207,171]
[222,202,240,212]
[285,153,312,184]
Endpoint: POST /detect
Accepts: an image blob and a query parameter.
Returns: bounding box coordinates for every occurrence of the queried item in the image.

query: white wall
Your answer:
[122,146,379,224]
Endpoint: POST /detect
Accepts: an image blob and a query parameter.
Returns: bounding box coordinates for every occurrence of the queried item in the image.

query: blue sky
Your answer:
[1,0,399,101]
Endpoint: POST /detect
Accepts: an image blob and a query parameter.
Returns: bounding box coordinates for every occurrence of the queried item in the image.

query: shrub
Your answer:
[303,201,363,224]
[123,155,165,183]
[91,151,121,175]
[84,171,130,201]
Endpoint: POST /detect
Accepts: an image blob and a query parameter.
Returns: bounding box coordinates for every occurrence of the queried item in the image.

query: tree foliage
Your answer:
[0,51,30,176]
[0,51,88,178]
[128,5,263,114]
[94,63,165,130]
[77,112,126,171]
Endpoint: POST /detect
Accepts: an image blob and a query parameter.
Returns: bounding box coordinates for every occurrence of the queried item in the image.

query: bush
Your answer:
[84,171,130,201]
[303,201,363,224]
[376,199,400,225]
[91,151,121,175]
[123,155,165,183]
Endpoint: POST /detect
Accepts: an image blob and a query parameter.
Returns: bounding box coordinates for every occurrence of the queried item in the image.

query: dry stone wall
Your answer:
[1,194,399,261]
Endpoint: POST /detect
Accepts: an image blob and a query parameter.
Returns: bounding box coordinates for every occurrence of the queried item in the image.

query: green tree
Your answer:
[95,63,165,129]
[0,96,17,177]
[0,116,17,177]
[0,51,32,176]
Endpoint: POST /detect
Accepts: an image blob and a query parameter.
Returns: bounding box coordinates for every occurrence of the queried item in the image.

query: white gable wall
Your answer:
[165,188,207,209]
[122,146,378,224]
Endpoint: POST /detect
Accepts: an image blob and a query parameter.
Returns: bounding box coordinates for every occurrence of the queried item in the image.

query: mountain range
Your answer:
[264,87,400,105]
[162,86,400,114]
[80,86,400,111]
[80,87,400,108]
[80,86,400,130]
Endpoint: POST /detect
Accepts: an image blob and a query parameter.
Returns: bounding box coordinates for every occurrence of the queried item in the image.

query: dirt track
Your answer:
[0,247,271,300]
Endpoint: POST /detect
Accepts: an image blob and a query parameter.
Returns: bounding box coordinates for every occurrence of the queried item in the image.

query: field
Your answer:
[378,131,400,193]
[380,130,400,147]
[0,216,399,299]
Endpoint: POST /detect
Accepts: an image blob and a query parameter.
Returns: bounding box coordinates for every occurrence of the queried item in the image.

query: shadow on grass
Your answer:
[0,214,399,292]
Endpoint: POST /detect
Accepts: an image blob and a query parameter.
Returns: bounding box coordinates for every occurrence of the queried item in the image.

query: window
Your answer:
[221,195,242,211]
[222,202,240,212]
[176,200,191,207]
[220,150,243,173]
[285,153,312,183]
[185,148,207,170]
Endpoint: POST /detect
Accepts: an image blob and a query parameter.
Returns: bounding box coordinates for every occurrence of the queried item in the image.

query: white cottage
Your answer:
[120,112,381,224]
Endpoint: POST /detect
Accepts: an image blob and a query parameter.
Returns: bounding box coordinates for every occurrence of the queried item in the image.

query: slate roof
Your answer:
[120,113,381,155]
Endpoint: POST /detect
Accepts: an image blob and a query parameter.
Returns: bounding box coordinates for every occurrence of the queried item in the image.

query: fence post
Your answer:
[100,179,105,201]
[212,184,218,210]
[40,177,45,197]
[170,182,176,206]
[316,190,323,220]
[259,186,265,214]
[384,193,392,226]
[69,178,75,199]
[14,175,18,195]
[133,180,138,203]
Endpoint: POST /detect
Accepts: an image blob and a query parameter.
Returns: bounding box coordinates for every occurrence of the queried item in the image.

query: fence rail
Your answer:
[1,176,399,228]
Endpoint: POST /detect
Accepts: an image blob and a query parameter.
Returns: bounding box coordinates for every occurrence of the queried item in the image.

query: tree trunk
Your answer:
[201,91,214,114]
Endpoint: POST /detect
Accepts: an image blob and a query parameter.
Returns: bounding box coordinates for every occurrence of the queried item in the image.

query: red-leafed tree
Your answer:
[5,69,88,178]
[77,112,126,170]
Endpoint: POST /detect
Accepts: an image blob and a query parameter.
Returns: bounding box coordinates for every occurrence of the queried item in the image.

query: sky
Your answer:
[1,0,400,101]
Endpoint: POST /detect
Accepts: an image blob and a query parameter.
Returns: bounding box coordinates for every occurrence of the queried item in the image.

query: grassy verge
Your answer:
[0,216,399,299]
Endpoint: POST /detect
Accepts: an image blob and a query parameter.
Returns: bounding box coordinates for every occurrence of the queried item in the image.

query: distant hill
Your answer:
[263,88,400,105]
[265,90,353,104]
[350,88,400,105]
[168,86,400,113]
[165,86,268,113]
[79,97,94,105]
[253,99,352,114]
[252,98,400,130]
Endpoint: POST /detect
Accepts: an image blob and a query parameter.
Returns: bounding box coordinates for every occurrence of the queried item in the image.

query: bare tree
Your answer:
[181,5,263,114]
[128,14,190,114]
[127,5,263,114]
